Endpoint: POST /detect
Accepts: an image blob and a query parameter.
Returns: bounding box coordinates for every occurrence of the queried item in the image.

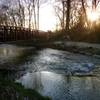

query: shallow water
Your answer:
[16,48,100,100]
[19,48,100,75]
[0,44,100,100]
[17,71,100,100]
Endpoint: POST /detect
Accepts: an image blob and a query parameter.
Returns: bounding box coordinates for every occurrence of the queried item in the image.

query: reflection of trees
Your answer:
[0,46,20,58]
[20,72,43,91]
[63,76,99,100]
[91,77,100,100]
[30,62,43,90]
[69,77,100,100]
[33,72,43,90]
[62,76,72,100]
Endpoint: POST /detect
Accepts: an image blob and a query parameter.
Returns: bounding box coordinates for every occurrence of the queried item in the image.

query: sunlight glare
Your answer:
[87,10,99,22]
[39,5,56,31]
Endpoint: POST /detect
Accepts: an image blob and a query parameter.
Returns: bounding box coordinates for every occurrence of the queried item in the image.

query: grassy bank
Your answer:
[0,79,51,100]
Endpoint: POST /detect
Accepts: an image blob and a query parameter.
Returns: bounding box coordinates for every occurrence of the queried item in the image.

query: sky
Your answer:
[0,0,57,31]
[39,4,57,31]
[0,0,100,31]
[39,0,100,31]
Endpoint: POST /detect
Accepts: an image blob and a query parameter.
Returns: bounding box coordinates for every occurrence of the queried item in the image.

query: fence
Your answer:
[0,25,42,42]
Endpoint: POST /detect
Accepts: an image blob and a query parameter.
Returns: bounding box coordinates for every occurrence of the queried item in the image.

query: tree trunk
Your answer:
[81,0,88,27]
[33,3,37,30]
[65,0,71,31]
[62,1,65,30]
[37,0,39,30]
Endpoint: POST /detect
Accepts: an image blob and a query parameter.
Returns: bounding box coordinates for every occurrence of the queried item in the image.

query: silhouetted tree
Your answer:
[65,0,71,30]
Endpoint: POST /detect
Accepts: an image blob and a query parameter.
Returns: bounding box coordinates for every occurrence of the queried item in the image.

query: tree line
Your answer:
[0,0,48,30]
[54,0,100,29]
[0,0,100,43]
[54,0,100,43]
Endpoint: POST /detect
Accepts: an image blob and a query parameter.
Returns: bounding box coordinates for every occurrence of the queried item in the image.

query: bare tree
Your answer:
[54,5,63,29]
[32,0,37,29]
[81,0,88,26]
[65,0,71,30]
[17,0,25,27]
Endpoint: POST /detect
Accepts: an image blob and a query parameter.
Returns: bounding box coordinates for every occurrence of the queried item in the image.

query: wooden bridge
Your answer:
[0,25,49,42]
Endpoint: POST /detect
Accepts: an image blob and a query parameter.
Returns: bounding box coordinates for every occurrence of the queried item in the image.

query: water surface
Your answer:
[0,44,100,100]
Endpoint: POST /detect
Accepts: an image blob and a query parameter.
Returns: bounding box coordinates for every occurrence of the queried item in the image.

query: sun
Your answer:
[87,10,99,22]
[39,5,56,31]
